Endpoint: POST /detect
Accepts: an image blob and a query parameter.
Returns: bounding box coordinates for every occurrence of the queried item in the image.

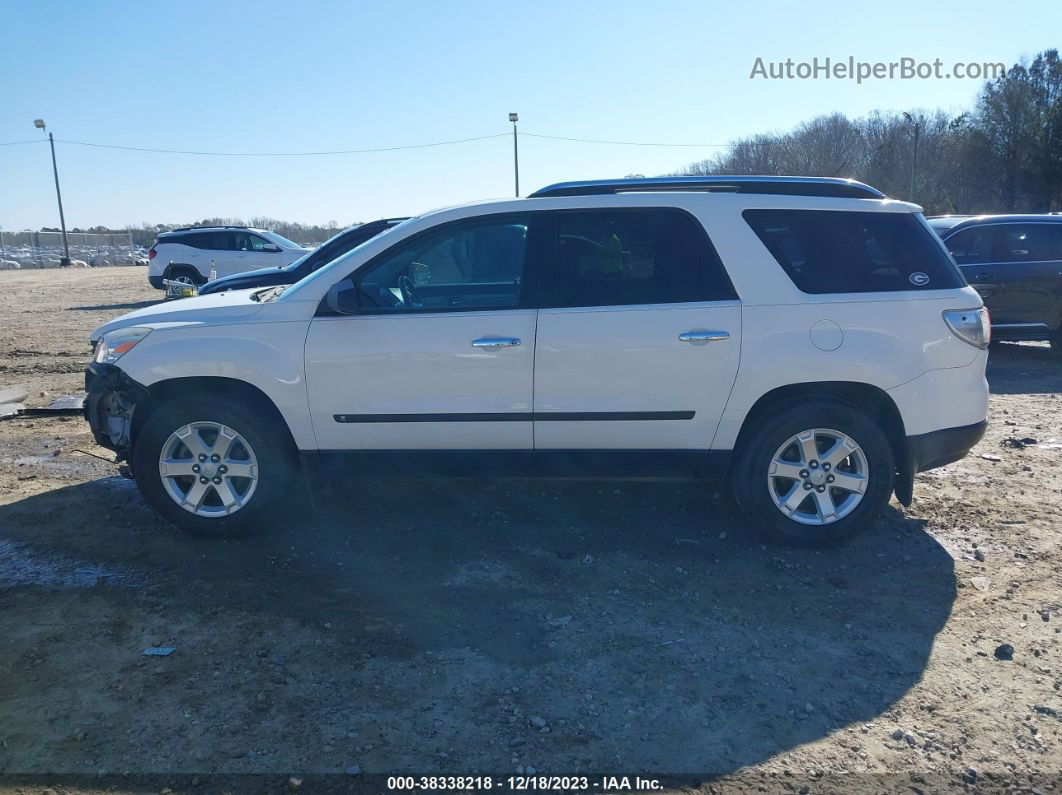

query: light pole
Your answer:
[34,119,71,266]
[902,111,920,202]
[509,112,520,197]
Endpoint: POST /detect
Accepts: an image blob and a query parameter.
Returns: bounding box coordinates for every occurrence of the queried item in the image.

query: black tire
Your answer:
[730,399,895,547]
[131,394,297,536]
[165,265,205,286]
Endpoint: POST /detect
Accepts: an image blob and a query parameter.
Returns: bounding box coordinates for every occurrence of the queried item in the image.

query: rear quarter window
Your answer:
[743,209,965,294]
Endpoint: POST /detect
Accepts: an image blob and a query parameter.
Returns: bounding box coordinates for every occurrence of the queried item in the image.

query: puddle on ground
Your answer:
[0,538,146,589]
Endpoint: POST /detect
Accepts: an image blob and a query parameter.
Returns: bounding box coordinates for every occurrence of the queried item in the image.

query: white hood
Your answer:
[90,289,265,342]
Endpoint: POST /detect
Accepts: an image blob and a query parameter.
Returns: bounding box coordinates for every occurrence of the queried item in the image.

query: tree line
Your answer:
[677,48,1062,214]
[42,218,354,248]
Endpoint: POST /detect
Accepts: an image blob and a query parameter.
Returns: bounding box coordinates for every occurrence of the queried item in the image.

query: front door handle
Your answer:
[471,337,521,348]
[679,330,729,345]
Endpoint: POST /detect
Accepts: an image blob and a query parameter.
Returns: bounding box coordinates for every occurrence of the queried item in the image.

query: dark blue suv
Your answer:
[929,214,1062,352]
[198,218,409,296]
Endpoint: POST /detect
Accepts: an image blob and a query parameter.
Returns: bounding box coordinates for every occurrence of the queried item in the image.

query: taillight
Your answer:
[148,247,156,260]
[943,307,990,349]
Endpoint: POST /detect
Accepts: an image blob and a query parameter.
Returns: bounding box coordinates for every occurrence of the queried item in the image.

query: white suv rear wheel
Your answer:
[767,428,869,525]
[732,399,894,546]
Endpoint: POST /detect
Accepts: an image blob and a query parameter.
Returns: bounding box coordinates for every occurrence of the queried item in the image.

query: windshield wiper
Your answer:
[253,285,288,303]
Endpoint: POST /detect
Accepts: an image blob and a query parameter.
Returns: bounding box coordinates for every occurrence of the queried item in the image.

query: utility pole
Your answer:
[34,119,71,266]
[903,111,920,202]
[509,112,520,197]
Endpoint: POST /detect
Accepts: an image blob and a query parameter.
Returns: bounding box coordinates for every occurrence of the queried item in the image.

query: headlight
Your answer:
[93,327,152,364]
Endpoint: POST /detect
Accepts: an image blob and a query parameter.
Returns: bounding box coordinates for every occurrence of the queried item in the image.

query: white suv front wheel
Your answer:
[732,399,894,546]
[132,394,296,536]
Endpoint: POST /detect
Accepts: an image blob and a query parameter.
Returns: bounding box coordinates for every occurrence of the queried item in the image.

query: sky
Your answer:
[1,0,1059,231]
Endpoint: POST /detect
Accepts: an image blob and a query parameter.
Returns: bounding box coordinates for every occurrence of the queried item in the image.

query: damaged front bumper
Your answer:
[84,362,149,460]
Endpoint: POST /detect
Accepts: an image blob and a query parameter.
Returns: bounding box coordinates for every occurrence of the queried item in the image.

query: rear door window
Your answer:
[545,209,736,307]
[186,231,232,250]
[998,224,1062,263]
[743,209,965,293]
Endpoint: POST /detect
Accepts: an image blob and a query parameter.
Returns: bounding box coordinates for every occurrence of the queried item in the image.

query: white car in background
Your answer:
[88,176,989,546]
[146,226,308,289]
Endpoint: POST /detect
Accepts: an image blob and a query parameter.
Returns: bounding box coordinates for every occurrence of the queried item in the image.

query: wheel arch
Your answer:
[163,263,204,284]
[132,376,299,460]
[732,381,912,505]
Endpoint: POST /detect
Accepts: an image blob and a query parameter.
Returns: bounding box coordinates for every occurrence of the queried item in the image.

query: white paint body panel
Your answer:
[534,302,741,449]
[711,288,986,449]
[304,310,537,449]
[886,351,989,436]
[97,189,989,462]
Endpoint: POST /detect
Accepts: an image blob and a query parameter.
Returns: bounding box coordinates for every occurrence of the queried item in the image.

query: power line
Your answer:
[0,139,45,147]
[49,132,512,156]
[521,132,731,147]
[0,131,737,155]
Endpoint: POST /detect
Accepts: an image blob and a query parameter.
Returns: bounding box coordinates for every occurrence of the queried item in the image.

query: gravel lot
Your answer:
[1,268,1060,792]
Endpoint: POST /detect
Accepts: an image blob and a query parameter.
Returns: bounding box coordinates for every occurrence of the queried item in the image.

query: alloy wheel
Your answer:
[158,421,258,517]
[767,428,869,525]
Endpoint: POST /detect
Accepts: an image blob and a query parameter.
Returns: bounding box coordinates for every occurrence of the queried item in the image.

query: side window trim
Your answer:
[347,213,540,316]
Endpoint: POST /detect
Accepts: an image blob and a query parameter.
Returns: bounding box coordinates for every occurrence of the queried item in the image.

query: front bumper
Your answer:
[908,419,988,473]
[84,362,149,458]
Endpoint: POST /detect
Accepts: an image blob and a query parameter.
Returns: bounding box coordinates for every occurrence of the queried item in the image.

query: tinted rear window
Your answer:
[743,209,964,293]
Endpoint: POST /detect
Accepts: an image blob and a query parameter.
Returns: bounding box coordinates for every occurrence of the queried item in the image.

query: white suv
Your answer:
[146,226,308,289]
[87,177,989,546]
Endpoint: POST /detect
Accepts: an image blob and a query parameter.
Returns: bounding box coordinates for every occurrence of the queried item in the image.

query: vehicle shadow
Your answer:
[987,341,1062,394]
[67,300,158,312]
[0,477,953,776]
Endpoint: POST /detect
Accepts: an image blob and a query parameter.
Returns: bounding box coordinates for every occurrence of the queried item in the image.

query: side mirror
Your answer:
[263,244,282,253]
[324,278,358,315]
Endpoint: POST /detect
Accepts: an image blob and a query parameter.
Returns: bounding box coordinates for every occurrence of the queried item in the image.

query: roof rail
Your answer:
[169,225,251,232]
[528,176,886,200]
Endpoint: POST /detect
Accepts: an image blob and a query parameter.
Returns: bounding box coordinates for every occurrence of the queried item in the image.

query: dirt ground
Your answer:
[0,268,1060,793]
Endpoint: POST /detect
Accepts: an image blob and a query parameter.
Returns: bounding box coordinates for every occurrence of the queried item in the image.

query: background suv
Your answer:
[87,177,989,547]
[146,226,308,289]
[929,214,1062,351]
[198,218,408,296]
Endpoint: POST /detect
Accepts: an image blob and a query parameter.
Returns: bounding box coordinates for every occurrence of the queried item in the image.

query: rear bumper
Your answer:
[148,275,165,290]
[908,419,987,473]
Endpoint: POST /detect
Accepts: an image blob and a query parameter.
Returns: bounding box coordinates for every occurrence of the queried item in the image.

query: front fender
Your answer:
[113,320,317,450]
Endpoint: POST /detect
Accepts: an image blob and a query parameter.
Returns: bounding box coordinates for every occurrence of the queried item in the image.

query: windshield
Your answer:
[259,230,306,249]
[280,224,360,270]
[279,217,417,302]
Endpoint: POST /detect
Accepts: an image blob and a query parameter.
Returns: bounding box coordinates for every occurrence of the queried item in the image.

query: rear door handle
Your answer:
[471,337,521,348]
[679,330,729,345]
